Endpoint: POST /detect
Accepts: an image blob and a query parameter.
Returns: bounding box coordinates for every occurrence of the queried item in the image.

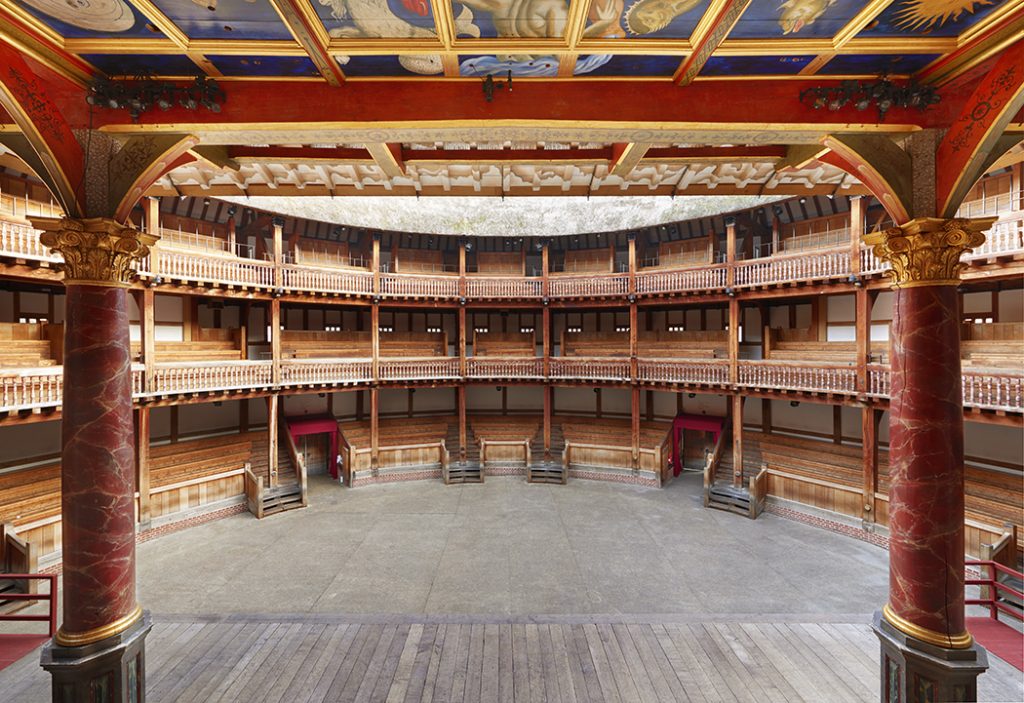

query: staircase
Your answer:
[260,482,304,516]
[444,423,482,484]
[244,421,308,519]
[528,423,567,484]
[704,426,768,519]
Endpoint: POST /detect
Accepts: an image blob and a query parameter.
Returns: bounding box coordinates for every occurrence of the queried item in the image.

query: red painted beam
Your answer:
[86,78,972,132]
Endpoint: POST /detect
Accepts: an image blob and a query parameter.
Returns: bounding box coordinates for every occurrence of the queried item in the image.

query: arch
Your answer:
[819,134,913,225]
[110,135,199,222]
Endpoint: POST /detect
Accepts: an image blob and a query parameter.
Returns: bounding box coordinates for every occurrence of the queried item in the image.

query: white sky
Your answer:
[219,195,788,236]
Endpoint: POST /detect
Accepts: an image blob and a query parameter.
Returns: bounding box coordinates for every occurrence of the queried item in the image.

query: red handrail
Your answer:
[0,573,57,637]
[965,560,1024,624]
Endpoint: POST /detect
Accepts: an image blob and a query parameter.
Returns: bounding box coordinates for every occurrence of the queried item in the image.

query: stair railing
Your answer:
[703,418,732,507]
[1,524,39,609]
[748,462,768,519]
[243,463,263,519]
[280,417,308,507]
[965,559,1024,624]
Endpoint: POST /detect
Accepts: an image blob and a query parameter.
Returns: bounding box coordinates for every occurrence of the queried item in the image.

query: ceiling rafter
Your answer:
[801,0,895,76]
[673,0,753,86]
[609,142,651,177]
[122,0,219,76]
[266,0,345,85]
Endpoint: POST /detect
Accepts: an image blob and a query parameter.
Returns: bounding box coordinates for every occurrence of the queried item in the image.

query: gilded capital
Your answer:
[862,217,994,289]
[31,217,158,287]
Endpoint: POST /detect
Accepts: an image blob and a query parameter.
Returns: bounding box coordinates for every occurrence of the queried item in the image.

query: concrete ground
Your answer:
[139,472,890,617]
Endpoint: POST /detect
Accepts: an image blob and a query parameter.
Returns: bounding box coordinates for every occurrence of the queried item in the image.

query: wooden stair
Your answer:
[528,424,567,484]
[444,423,482,484]
[260,482,304,516]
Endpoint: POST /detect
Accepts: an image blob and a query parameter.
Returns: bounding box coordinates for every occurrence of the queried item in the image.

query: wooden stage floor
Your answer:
[2,615,1022,702]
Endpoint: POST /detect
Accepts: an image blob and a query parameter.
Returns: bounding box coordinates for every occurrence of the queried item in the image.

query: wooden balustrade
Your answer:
[736,360,858,394]
[636,358,729,385]
[0,219,57,262]
[379,273,459,299]
[279,358,373,386]
[635,264,727,295]
[868,364,891,397]
[144,250,275,288]
[548,357,630,382]
[859,245,889,275]
[479,439,530,468]
[963,216,1024,261]
[465,276,543,299]
[465,357,544,379]
[962,371,1024,412]
[547,274,628,298]
[0,367,62,411]
[377,356,460,381]
[734,247,851,288]
[280,264,373,295]
[147,361,274,395]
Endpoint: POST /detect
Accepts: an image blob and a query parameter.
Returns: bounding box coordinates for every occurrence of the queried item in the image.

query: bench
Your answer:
[0,323,60,368]
[473,332,535,357]
[961,324,1024,370]
[281,330,447,359]
[132,328,245,363]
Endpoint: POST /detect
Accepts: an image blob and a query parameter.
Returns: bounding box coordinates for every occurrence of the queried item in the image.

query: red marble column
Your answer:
[885,283,968,646]
[59,283,140,642]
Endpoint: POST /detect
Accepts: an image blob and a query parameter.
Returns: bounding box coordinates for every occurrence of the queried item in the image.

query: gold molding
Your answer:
[32,217,158,287]
[882,604,973,650]
[832,0,895,49]
[123,0,189,48]
[55,605,144,647]
[862,217,995,289]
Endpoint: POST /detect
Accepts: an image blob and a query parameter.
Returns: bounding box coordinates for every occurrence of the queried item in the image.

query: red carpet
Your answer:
[967,617,1024,671]
[0,634,49,671]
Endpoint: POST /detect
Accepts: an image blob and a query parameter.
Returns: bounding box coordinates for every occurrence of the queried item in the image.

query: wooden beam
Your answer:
[732,394,744,487]
[135,407,151,525]
[674,0,753,86]
[370,387,379,469]
[862,406,880,524]
[267,393,279,487]
[366,142,406,179]
[264,0,345,85]
[610,142,652,178]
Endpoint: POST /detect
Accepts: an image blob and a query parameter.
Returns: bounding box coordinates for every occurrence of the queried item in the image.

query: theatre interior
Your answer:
[0,0,1022,700]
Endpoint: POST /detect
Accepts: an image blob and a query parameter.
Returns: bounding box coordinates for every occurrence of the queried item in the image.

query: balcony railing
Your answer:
[963,216,1024,261]
[637,358,730,385]
[548,357,630,382]
[465,277,543,299]
[734,248,852,288]
[548,274,629,298]
[465,357,544,379]
[0,366,63,410]
[378,356,460,381]
[147,360,274,395]
[736,360,859,394]
[635,264,727,295]
[279,358,372,386]
[379,273,459,299]
[280,264,373,296]
[141,250,275,289]
[961,371,1023,412]
[956,191,1022,219]
[0,219,58,263]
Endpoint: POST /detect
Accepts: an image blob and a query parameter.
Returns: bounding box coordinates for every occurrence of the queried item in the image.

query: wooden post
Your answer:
[833,405,843,444]
[356,390,364,421]
[370,387,379,470]
[645,390,654,421]
[135,407,150,525]
[541,240,550,297]
[725,218,736,288]
[371,303,380,382]
[542,306,550,376]
[240,398,249,432]
[169,405,179,442]
[761,398,772,434]
[629,300,638,381]
[728,298,740,384]
[732,394,744,487]
[407,389,414,418]
[849,195,864,274]
[270,298,281,384]
[458,385,467,462]
[811,297,827,341]
[595,388,602,418]
[771,215,780,256]
[458,305,466,377]
[145,196,160,274]
[501,386,508,414]
[227,215,236,254]
[856,287,872,392]
[372,233,381,296]
[631,386,640,470]
[272,216,284,288]
[239,301,249,360]
[267,394,279,487]
[543,385,551,460]
[458,239,467,297]
[141,288,155,393]
[861,407,880,525]
[627,233,637,293]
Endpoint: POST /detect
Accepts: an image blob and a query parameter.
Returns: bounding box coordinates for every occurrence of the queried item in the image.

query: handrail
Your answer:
[0,572,57,637]
[703,417,731,506]
[748,463,768,519]
[965,559,1024,623]
[243,463,263,519]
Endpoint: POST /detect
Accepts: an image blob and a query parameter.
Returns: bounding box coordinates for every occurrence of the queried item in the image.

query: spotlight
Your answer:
[226,205,237,216]
[203,197,211,206]
[688,393,696,398]
[790,401,800,407]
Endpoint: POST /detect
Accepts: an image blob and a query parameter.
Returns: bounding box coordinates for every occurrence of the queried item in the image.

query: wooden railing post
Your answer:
[855,287,872,392]
[272,216,284,288]
[270,297,281,385]
[728,297,740,385]
[861,407,880,527]
[370,387,379,472]
[140,288,156,393]
[543,384,551,461]
[631,386,640,470]
[458,304,466,378]
[627,232,637,294]
[732,395,744,487]
[541,240,549,298]
[267,394,279,487]
[371,233,381,296]
[458,385,467,463]
[725,217,736,289]
[850,195,865,275]
[135,406,151,526]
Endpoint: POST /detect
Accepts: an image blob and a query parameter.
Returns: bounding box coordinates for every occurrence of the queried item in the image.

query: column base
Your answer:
[41,610,152,703]
[872,610,988,703]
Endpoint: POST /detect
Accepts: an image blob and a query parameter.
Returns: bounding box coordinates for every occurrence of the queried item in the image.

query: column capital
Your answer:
[32,217,157,287]
[862,216,994,289]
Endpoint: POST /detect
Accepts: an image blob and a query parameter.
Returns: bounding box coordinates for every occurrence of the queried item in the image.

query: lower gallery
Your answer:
[0,7,1023,701]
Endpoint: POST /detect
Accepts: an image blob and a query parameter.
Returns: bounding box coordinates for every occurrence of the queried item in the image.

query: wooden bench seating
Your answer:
[149,433,255,488]
[339,418,449,450]
[741,430,1022,535]
[470,416,540,442]
[282,331,447,359]
[764,328,884,364]
[562,330,728,359]
[560,417,670,449]
[132,328,244,363]
[0,462,61,528]
[473,332,535,357]
[961,324,1024,370]
[0,324,59,368]
[556,249,614,274]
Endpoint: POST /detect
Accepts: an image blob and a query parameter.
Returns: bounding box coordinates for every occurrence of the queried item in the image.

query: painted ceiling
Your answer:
[4,0,1016,80]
